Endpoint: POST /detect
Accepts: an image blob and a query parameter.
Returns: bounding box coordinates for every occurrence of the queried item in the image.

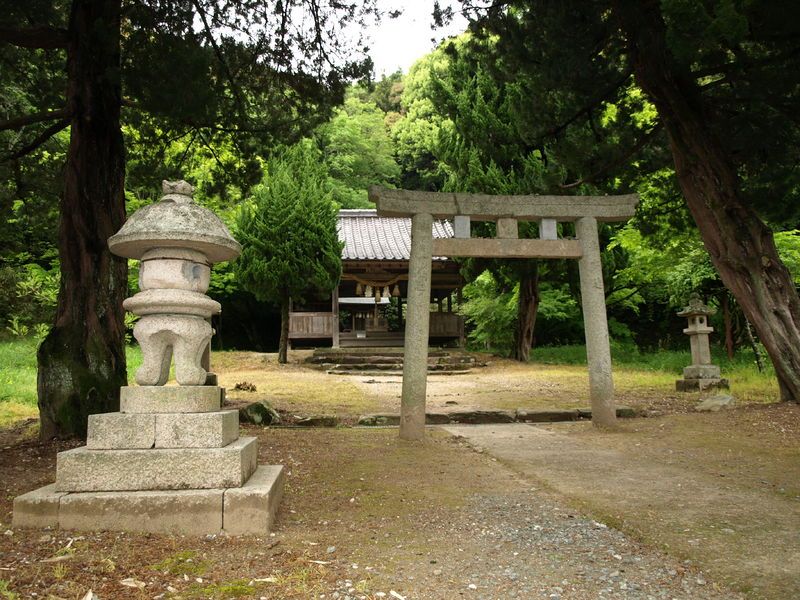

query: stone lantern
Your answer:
[109,180,238,386]
[675,293,728,391]
[13,181,284,535]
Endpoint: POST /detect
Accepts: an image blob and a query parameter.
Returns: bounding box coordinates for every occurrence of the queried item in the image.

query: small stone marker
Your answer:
[13,180,284,535]
[695,394,736,412]
[675,293,729,392]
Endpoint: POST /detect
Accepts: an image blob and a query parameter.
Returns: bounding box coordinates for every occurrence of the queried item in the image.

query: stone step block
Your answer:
[60,488,223,535]
[682,364,722,380]
[87,413,156,449]
[86,410,240,449]
[223,465,285,535]
[12,483,65,528]
[155,410,239,448]
[14,464,285,536]
[55,437,257,492]
[120,385,222,414]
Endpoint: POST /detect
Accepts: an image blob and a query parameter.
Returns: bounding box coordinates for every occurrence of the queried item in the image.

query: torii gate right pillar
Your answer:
[576,216,615,426]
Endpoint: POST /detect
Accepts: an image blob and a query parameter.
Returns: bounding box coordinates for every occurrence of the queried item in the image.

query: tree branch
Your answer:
[559,122,663,189]
[0,107,71,132]
[190,0,248,117]
[536,70,633,145]
[2,118,70,162]
[0,26,68,49]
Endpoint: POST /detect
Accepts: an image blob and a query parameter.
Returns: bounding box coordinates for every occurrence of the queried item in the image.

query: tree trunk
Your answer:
[278,294,290,364]
[616,1,800,402]
[511,264,540,362]
[37,0,127,440]
[721,292,734,360]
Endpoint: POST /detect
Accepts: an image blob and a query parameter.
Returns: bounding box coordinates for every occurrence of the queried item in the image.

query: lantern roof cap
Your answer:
[677,293,715,317]
[108,180,241,263]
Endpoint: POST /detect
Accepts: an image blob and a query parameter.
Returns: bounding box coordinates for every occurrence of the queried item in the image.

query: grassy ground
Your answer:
[0,338,779,427]
[532,343,778,404]
[0,338,142,427]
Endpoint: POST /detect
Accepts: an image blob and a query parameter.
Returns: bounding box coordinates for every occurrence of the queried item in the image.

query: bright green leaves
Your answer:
[234,141,342,307]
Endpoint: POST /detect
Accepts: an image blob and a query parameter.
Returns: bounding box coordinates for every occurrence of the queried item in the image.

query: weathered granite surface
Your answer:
[55,437,257,492]
[120,385,221,413]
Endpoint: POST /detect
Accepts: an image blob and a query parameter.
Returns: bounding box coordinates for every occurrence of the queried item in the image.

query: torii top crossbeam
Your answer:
[368,186,638,222]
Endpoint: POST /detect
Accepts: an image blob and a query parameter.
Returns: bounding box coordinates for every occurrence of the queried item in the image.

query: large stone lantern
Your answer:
[675,293,728,391]
[13,181,284,535]
[109,180,239,386]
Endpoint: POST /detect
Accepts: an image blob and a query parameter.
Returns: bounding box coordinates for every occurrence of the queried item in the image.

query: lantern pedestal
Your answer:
[14,384,284,535]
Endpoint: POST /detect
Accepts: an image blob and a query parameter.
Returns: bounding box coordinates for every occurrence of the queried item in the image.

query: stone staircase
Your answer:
[306,347,483,376]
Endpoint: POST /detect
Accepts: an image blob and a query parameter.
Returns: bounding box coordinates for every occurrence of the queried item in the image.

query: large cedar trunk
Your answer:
[278,294,290,364]
[37,0,127,439]
[616,1,800,401]
[511,264,540,362]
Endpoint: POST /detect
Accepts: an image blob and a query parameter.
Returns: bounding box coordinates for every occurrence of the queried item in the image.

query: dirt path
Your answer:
[2,426,744,600]
[443,417,800,600]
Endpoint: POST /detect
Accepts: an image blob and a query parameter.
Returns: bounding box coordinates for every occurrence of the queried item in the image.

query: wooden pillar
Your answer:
[401,212,433,441]
[332,285,340,348]
[447,294,452,313]
[576,216,616,427]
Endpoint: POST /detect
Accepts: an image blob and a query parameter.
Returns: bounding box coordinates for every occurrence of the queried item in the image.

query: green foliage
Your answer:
[390,48,456,190]
[0,579,18,600]
[235,141,343,306]
[536,284,583,344]
[460,271,516,354]
[315,94,401,207]
[0,258,59,331]
[5,317,28,338]
[775,230,800,284]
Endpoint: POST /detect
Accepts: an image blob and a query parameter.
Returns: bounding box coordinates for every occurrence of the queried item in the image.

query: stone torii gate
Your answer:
[368,186,639,441]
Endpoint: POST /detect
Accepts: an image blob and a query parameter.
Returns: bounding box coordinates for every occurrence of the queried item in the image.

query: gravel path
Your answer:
[314,432,742,600]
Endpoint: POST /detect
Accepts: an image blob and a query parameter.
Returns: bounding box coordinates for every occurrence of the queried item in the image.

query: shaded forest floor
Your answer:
[0,345,797,598]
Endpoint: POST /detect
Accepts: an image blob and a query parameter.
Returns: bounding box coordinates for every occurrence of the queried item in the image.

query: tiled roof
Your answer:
[338,209,453,261]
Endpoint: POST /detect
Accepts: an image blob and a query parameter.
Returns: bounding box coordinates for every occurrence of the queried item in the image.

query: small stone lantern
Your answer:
[108,180,240,386]
[675,293,728,391]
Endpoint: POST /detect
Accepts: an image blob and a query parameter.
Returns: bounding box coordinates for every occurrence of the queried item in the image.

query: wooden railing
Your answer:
[429,312,464,338]
[288,312,335,339]
[289,310,463,343]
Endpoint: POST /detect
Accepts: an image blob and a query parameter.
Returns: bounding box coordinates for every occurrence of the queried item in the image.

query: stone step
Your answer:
[87,410,239,449]
[307,355,404,365]
[120,385,223,414]
[55,437,258,492]
[328,368,473,377]
[13,465,284,536]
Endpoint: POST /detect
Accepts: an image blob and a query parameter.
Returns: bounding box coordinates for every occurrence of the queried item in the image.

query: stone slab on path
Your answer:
[440,422,800,599]
[357,406,636,427]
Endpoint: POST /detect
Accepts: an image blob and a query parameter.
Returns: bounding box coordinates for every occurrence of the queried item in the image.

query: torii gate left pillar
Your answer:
[369,187,639,441]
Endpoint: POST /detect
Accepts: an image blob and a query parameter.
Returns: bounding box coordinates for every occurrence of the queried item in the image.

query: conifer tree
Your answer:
[235,141,342,363]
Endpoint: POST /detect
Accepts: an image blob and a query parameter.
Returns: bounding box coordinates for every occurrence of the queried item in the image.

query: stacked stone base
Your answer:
[13,386,284,536]
[675,364,729,392]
